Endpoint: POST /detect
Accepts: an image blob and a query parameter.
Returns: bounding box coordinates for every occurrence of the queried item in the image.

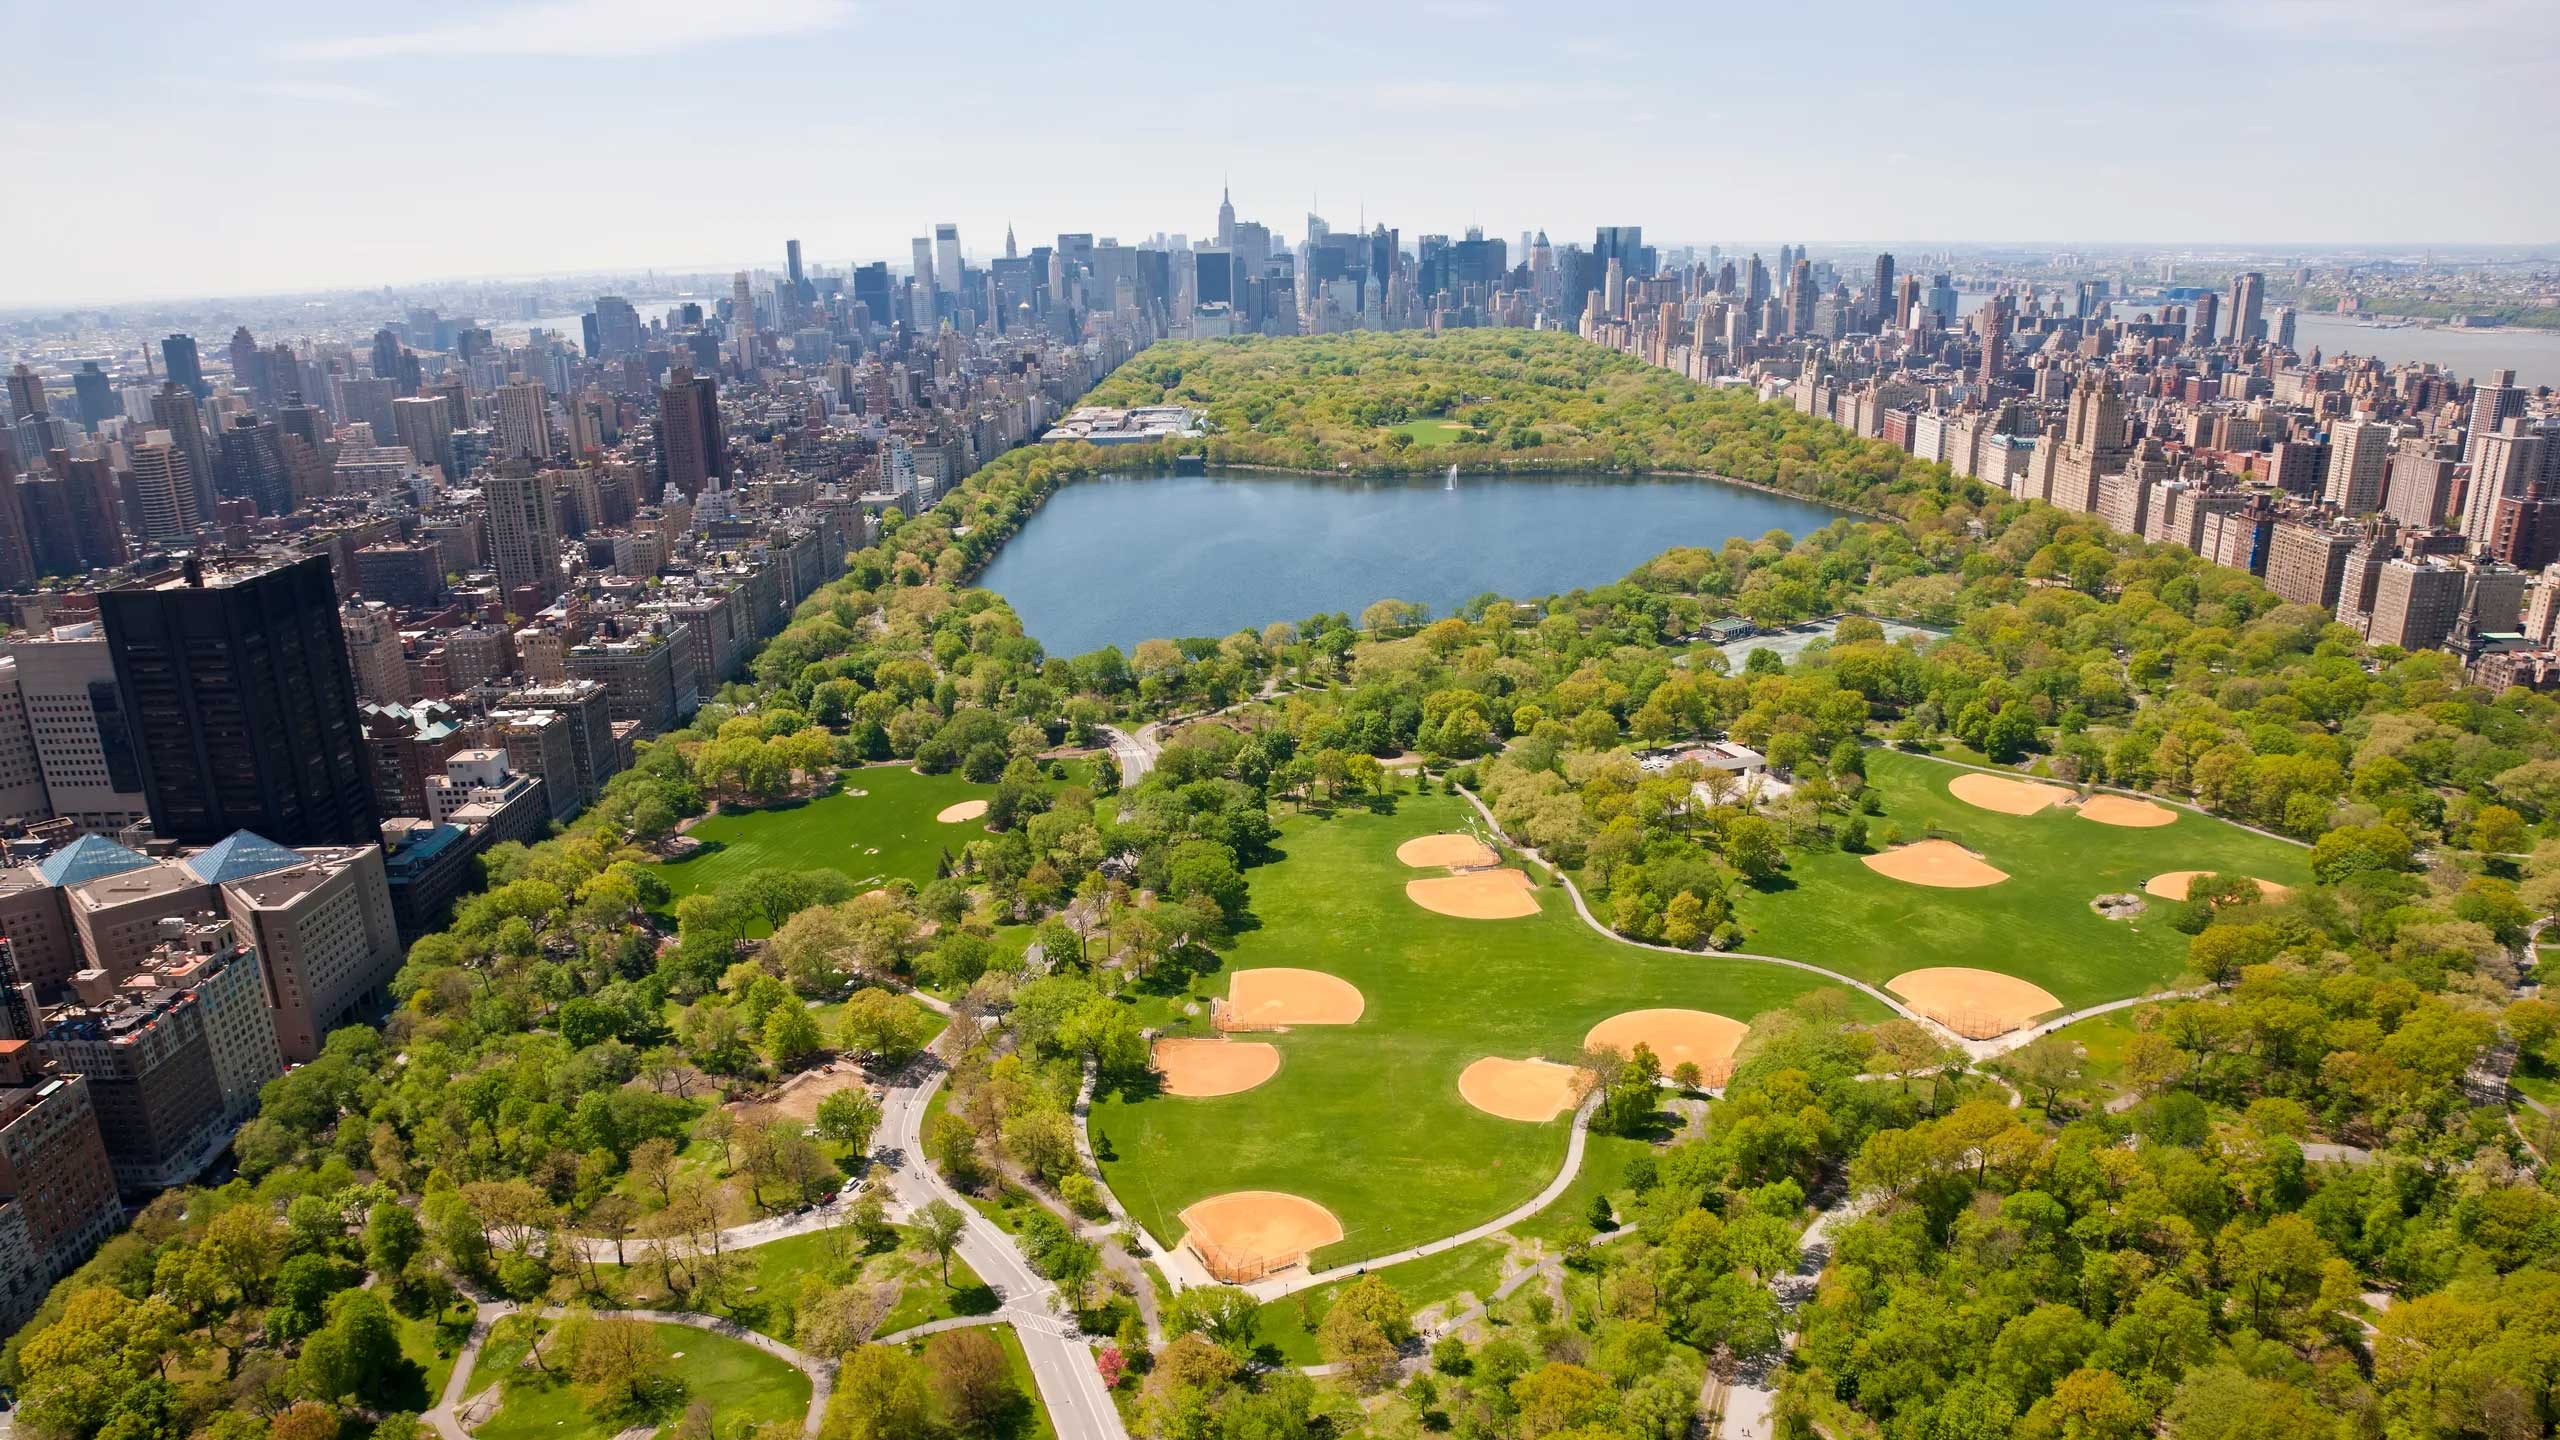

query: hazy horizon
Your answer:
[8,0,2556,306]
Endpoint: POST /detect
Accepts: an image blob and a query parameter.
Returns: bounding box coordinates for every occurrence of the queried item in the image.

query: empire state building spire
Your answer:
[1217,177,1236,248]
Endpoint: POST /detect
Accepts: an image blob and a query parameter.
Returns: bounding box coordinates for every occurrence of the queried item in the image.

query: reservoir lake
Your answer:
[976,467,1850,656]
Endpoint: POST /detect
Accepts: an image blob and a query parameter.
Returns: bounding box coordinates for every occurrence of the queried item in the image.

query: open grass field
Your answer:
[478,1321,808,1440]
[1733,749,2312,1008]
[1384,418,1471,447]
[654,766,1001,903]
[1088,791,1883,1269]
[590,1224,995,1341]
[1250,1237,1511,1365]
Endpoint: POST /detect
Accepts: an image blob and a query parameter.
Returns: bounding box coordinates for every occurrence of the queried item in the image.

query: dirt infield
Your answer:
[1456,1057,1593,1122]
[738,1061,872,1126]
[1584,1009,1750,1087]
[935,799,990,823]
[1406,868,1541,919]
[2077,795,2176,828]
[1395,832,1501,869]
[1221,968,1366,1028]
[2144,870,2291,902]
[1860,839,2010,888]
[1179,1191,1345,1281]
[1888,967,2065,1040]
[1151,1037,1281,1097]
[1948,773,2074,816]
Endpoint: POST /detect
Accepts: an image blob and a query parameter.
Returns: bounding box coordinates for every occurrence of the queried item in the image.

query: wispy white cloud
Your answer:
[281,0,856,62]
[1373,79,1628,111]
[253,79,390,106]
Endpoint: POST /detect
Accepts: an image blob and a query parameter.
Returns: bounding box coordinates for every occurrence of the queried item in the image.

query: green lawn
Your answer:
[1089,792,1882,1269]
[1385,418,1470,447]
[478,1321,809,1440]
[1250,1238,1512,1365]
[1734,749,2313,1008]
[467,1314,551,1395]
[394,1304,471,1407]
[655,765,1001,903]
[591,1223,995,1343]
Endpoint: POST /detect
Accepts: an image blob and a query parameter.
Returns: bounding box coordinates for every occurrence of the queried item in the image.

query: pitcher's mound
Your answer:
[1221,968,1365,1029]
[2076,795,2175,828]
[2143,871,2291,902]
[1407,869,1539,918]
[1862,839,2008,888]
[1152,1037,1281,1097]
[1584,1009,1749,1087]
[1397,833,1500,869]
[1457,1057,1593,1121]
[936,800,990,823]
[1949,773,2074,816]
[1888,967,2064,1040]
[1179,1191,1344,1282]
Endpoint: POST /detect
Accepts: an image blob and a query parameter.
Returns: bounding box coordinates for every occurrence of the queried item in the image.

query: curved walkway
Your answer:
[423,1302,833,1440]
[1456,783,2206,1063]
[551,1012,1128,1440]
[1235,1089,1603,1302]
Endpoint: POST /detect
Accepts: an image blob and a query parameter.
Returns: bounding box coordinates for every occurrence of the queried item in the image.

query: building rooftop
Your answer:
[33,834,155,889]
[182,832,307,886]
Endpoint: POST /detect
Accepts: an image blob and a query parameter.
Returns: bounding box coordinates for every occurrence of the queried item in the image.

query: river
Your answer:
[975,467,1850,656]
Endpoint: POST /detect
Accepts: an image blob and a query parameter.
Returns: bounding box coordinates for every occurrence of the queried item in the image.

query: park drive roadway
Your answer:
[878,1055,1130,1440]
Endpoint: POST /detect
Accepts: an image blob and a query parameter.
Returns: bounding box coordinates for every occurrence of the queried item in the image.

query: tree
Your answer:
[917,1200,968,1285]
[558,1312,673,1417]
[763,1003,825,1069]
[1511,1361,1616,1437]
[1166,1285,1261,1357]
[837,989,931,1066]
[924,1328,1021,1436]
[629,1136,681,1204]
[822,1345,932,1440]
[1722,814,1784,881]
[815,1089,883,1155]
[292,1290,406,1406]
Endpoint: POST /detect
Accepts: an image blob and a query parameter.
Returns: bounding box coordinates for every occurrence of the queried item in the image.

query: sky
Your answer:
[5,0,2557,305]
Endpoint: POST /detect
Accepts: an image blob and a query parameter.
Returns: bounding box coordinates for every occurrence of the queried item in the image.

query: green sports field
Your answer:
[654,765,999,901]
[1385,417,1470,446]
[1734,749,2312,1008]
[1088,792,1883,1269]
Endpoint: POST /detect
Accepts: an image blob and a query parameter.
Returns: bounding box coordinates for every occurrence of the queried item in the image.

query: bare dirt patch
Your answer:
[1860,839,2009,889]
[1888,967,2065,1040]
[1219,968,1366,1029]
[1179,1191,1345,1282]
[1151,1037,1282,1097]
[1948,772,2074,816]
[2076,795,2177,828]
[1396,833,1500,869]
[1456,1057,1593,1121]
[737,1060,873,1127]
[1406,868,1541,918]
[935,799,990,824]
[1583,1009,1750,1087]
[2143,871,2291,902]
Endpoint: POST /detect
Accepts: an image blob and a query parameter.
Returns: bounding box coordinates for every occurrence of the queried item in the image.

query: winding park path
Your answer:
[541,1011,1128,1440]
[424,1302,832,1440]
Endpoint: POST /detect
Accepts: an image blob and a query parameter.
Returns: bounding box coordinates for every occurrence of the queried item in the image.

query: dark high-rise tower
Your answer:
[1871,253,1895,330]
[99,554,378,848]
[162,335,207,398]
[655,364,727,498]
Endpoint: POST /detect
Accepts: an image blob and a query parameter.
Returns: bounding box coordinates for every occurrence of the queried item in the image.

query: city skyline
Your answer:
[8,0,2557,305]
